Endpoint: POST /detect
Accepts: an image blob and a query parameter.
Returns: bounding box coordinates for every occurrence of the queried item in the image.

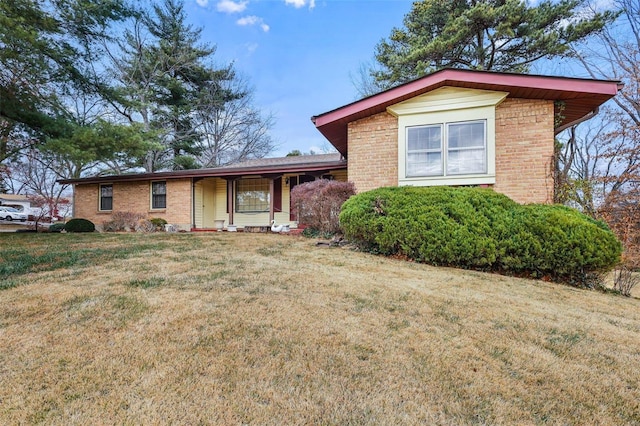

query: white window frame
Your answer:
[406,120,487,178]
[99,184,113,211]
[445,120,487,176]
[406,124,443,177]
[389,87,507,187]
[151,181,167,210]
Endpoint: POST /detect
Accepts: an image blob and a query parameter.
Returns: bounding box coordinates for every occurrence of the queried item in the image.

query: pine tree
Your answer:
[0,0,133,163]
[113,0,269,171]
[368,0,617,91]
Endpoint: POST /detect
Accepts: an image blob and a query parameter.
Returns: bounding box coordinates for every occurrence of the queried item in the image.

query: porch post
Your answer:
[226,178,234,225]
[269,178,275,223]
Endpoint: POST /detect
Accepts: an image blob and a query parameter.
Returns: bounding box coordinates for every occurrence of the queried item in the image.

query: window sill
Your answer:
[400,174,496,187]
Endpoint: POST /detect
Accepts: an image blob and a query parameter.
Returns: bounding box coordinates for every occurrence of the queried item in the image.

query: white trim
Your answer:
[390,87,506,187]
[99,183,113,212]
[150,180,167,210]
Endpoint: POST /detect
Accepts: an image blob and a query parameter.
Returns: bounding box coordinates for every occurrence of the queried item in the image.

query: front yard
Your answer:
[1,232,639,424]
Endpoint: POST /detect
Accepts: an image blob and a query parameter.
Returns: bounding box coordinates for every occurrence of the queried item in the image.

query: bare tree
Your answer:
[556,0,640,291]
[109,1,274,171]
[556,0,640,212]
[195,75,275,167]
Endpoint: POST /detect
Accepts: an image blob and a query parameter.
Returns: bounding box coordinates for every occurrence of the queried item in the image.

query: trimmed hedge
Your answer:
[48,222,66,233]
[340,186,622,286]
[64,218,96,233]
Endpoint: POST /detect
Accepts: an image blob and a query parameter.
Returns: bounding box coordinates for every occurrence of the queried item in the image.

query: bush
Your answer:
[64,218,95,233]
[48,222,66,233]
[150,217,168,230]
[102,212,145,232]
[290,179,356,234]
[340,186,622,286]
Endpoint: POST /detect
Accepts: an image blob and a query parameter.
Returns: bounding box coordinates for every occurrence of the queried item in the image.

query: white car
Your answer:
[0,206,28,222]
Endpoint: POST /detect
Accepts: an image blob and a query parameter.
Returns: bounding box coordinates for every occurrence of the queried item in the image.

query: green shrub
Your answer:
[48,222,66,233]
[150,217,168,229]
[340,186,621,286]
[64,218,96,233]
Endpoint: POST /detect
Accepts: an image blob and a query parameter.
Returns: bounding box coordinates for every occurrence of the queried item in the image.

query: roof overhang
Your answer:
[312,68,622,156]
[59,157,347,185]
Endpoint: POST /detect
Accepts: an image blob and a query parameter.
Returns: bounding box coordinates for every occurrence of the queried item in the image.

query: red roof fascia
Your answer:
[312,69,621,156]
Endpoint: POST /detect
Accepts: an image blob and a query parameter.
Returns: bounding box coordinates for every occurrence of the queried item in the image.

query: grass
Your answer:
[0,232,639,424]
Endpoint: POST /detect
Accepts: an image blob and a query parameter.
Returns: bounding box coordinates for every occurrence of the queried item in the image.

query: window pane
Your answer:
[152,182,166,195]
[448,122,485,149]
[101,185,112,197]
[100,185,112,211]
[236,178,270,212]
[152,182,167,209]
[407,152,442,176]
[447,148,486,175]
[408,126,441,151]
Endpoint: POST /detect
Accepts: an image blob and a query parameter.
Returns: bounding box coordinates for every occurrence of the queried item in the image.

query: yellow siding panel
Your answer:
[194,180,203,228]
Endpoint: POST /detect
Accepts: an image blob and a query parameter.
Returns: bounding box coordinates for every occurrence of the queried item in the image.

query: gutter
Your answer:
[554,107,599,135]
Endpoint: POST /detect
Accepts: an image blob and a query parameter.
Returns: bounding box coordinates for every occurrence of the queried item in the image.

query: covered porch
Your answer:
[191,155,347,231]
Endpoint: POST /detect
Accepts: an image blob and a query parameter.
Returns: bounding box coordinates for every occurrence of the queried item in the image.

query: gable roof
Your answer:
[59,153,346,185]
[312,68,622,156]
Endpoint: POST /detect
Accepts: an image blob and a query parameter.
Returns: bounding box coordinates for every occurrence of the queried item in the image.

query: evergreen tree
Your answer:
[114,0,242,171]
[367,0,617,92]
[0,0,133,163]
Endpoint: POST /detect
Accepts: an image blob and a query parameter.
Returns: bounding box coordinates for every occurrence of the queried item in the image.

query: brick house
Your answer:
[61,69,620,231]
[312,68,621,204]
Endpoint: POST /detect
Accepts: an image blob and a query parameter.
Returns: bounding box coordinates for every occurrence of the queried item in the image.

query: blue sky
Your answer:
[182,0,414,157]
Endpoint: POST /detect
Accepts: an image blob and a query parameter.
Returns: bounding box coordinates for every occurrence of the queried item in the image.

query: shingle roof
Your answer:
[218,153,342,169]
[58,154,346,185]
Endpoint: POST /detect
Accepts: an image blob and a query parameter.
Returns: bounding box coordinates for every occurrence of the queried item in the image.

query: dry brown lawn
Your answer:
[1,232,639,425]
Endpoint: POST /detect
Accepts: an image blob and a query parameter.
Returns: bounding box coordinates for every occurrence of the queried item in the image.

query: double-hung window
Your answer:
[407,125,443,177]
[406,120,486,178]
[99,184,113,211]
[151,181,167,209]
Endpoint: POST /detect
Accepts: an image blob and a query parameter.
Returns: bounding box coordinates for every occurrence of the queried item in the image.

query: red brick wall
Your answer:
[494,98,555,204]
[73,179,193,230]
[347,111,398,192]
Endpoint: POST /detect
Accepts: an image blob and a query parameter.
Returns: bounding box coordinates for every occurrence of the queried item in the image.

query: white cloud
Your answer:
[237,15,270,32]
[217,0,248,13]
[237,15,258,25]
[284,0,315,9]
[196,0,209,6]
